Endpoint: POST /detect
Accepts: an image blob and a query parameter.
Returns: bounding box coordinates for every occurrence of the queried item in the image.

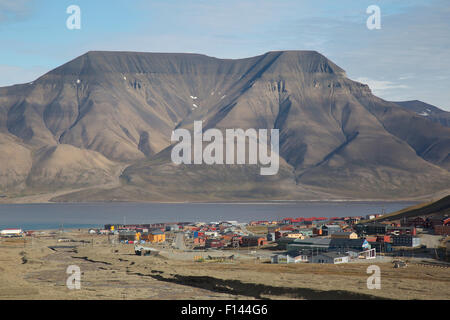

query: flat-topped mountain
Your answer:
[0,51,449,201]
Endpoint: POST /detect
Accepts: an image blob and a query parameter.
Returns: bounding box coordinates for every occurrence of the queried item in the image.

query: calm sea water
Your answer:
[0,201,416,230]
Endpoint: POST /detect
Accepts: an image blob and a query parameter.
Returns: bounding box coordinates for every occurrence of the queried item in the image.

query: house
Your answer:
[434,225,450,236]
[299,229,314,237]
[311,251,349,264]
[271,254,309,264]
[165,224,179,231]
[148,230,165,243]
[387,226,416,236]
[193,237,205,245]
[331,232,358,239]
[241,236,267,247]
[140,230,165,243]
[313,227,323,236]
[266,233,276,241]
[118,230,136,242]
[355,223,415,236]
[231,236,241,248]
[275,230,290,239]
[205,239,224,249]
[402,217,426,228]
[347,217,361,225]
[425,218,444,228]
[354,223,388,235]
[321,224,341,236]
[376,235,391,243]
[205,231,219,237]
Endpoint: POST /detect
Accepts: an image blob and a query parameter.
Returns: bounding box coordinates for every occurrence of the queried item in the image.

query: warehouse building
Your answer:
[392,235,421,247]
[0,228,23,237]
[310,251,349,264]
[287,238,370,253]
[286,238,331,253]
[321,224,341,236]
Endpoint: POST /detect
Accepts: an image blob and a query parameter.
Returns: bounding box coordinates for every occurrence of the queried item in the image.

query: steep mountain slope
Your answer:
[0,133,32,190]
[26,144,119,190]
[0,50,449,201]
[393,100,450,128]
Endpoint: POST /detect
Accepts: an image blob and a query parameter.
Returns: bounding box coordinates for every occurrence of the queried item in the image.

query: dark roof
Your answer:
[320,251,348,259]
[291,238,332,246]
[332,232,355,236]
[323,224,341,229]
[329,238,366,247]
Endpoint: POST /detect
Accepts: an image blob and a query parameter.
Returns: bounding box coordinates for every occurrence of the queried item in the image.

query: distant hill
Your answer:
[392,100,450,127]
[364,195,450,223]
[1,51,450,202]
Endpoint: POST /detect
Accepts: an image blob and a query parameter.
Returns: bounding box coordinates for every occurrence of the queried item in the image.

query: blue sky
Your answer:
[1,0,449,110]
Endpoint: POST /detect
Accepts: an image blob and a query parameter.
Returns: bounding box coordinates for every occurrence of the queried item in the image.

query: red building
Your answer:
[241,236,267,247]
[376,235,391,243]
[205,239,224,249]
[434,225,450,236]
[402,217,426,228]
[194,237,206,245]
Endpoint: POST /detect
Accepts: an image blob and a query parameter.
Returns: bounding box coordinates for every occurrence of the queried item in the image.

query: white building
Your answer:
[0,228,23,237]
[205,231,219,237]
[311,252,349,264]
[271,254,309,264]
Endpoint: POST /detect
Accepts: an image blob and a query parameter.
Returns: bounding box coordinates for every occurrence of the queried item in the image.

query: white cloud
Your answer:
[354,77,408,93]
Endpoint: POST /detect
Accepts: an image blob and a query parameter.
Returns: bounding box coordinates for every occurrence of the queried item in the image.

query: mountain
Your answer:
[0,50,449,202]
[392,100,450,128]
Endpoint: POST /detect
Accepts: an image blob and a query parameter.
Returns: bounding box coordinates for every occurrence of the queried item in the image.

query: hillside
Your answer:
[1,51,450,202]
[363,195,450,223]
[393,100,450,128]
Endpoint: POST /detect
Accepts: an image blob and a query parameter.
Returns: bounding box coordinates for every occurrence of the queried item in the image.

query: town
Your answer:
[1,199,450,300]
[3,211,449,266]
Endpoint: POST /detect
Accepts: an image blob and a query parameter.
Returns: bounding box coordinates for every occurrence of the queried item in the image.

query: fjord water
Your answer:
[0,202,416,230]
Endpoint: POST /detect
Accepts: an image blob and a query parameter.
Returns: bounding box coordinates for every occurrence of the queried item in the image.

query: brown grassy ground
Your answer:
[1,231,449,300]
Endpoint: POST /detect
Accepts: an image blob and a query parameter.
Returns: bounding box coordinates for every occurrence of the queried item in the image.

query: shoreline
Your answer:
[0,198,422,206]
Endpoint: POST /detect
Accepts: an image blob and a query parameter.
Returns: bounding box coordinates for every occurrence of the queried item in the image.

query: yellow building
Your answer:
[286,233,305,240]
[144,230,165,243]
[331,232,358,239]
